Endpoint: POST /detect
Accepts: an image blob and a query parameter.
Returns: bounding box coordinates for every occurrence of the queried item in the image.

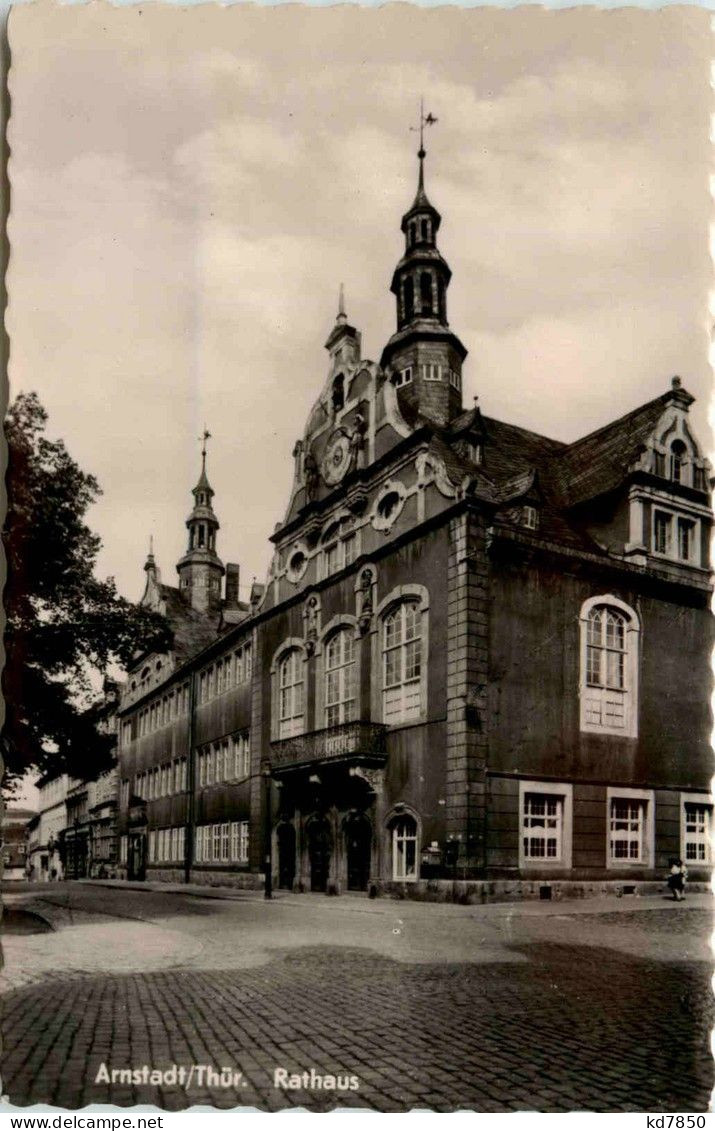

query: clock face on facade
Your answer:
[321,433,352,485]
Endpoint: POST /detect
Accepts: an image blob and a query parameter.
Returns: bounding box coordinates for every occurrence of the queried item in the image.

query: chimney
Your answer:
[225,562,240,608]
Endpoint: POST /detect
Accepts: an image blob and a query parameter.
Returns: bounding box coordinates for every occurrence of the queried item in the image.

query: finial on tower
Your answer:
[148,533,154,558]
[337,282,346,324]
[410,97,438,191]
[199,427,211,473]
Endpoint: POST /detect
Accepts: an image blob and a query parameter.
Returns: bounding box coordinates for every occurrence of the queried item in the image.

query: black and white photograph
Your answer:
[2,1,713,1114]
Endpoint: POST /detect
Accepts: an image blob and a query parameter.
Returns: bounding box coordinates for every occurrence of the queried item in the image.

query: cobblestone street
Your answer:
[2,884,712,1112]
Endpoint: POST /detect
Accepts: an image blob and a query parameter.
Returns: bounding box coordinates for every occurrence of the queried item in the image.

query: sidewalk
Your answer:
[76,876,713,920]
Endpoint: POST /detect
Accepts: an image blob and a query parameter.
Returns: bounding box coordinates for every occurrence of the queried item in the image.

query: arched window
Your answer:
[278,649,304,738]
[421,218,429,242]
[420,272,433,315]
[332,374,345,414]
[580,597,639,737]
[324,628,356,727]
[403,276,414,322]
[391,815,418,881]
[670,440,686,483]
[383,601,422,723]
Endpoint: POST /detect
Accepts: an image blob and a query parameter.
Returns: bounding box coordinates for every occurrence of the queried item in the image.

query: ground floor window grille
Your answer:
[523,793,562,860]
[684,803,711,863]
[609,798,645,861]
[392,817,418,881]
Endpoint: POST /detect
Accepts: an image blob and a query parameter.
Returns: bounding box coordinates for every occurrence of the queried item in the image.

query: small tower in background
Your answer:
[324,285,361,415]
[381,105,467,427]
[176,429,225,613]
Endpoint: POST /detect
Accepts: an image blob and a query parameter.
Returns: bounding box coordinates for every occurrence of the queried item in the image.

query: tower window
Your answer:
[421,218,429,242]
[420,272,433,315]
[394,366,413,388]
[403,277,414,322]
[422,363,442,382]
[189,528,195,550]
[449,369,461,391]
[198,524,206,548]
[332,374,345,414]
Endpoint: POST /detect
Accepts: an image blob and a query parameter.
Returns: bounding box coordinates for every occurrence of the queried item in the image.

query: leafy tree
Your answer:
[2,392,171,784]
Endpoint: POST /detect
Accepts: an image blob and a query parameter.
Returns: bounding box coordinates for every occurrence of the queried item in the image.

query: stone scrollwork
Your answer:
[349,765,385,794]
[416,451,458,499]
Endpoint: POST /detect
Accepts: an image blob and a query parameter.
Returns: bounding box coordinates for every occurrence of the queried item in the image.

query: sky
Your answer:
[6,2,712,611]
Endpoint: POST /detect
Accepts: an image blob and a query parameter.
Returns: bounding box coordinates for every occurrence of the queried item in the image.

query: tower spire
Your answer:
[176,434,224,612]
[381,102,466,428]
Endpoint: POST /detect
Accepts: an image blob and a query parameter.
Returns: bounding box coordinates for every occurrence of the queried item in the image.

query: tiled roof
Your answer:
[158,584,220,663]
[553,391,673,507]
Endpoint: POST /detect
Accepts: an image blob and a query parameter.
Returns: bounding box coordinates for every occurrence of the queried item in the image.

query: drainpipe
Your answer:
[262,767,272,900]
[184,671,197,885]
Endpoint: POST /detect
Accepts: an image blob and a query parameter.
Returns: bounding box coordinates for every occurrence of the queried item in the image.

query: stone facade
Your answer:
[115,146,713,900]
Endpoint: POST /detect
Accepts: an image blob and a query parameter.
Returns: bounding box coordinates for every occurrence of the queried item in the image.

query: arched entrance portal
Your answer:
[345,813,371,892]
[307,817,332,893]
[277,822,296,891]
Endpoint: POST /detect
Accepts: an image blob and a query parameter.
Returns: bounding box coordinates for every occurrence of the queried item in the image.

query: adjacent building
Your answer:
[115,143,713,899]
[1,807,36,881]
[26,774,68,882]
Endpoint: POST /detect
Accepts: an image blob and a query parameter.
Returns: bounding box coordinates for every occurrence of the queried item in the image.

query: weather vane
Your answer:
[199,426,211,471]
[410,97,438,158]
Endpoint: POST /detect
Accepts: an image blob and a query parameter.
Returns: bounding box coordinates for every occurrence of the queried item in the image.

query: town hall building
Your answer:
[115,133,713,899]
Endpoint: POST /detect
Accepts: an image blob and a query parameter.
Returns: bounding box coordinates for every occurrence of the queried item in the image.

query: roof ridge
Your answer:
[561,390,670,456]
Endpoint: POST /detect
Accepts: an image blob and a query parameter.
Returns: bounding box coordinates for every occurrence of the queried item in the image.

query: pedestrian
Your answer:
[667,858,687,901]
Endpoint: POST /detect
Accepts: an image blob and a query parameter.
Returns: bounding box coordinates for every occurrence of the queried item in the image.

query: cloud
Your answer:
[7,2,711,601]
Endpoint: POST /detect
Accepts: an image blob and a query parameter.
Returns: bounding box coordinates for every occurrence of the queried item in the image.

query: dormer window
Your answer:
[670,440,686,483]
[652,506,701,566]
[522,506,539,531]
[467,441,482,465]
[653,451,666,478]
[694,466,706,492]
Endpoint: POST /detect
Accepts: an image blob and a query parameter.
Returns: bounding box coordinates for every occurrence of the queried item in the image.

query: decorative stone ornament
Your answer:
[357,567,375,635]
[371,479,408,533]
[321,431,353,486]
[303,594,320,656]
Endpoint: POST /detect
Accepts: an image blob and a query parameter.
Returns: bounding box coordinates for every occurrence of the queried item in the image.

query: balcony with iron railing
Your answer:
[270,720,387,774]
